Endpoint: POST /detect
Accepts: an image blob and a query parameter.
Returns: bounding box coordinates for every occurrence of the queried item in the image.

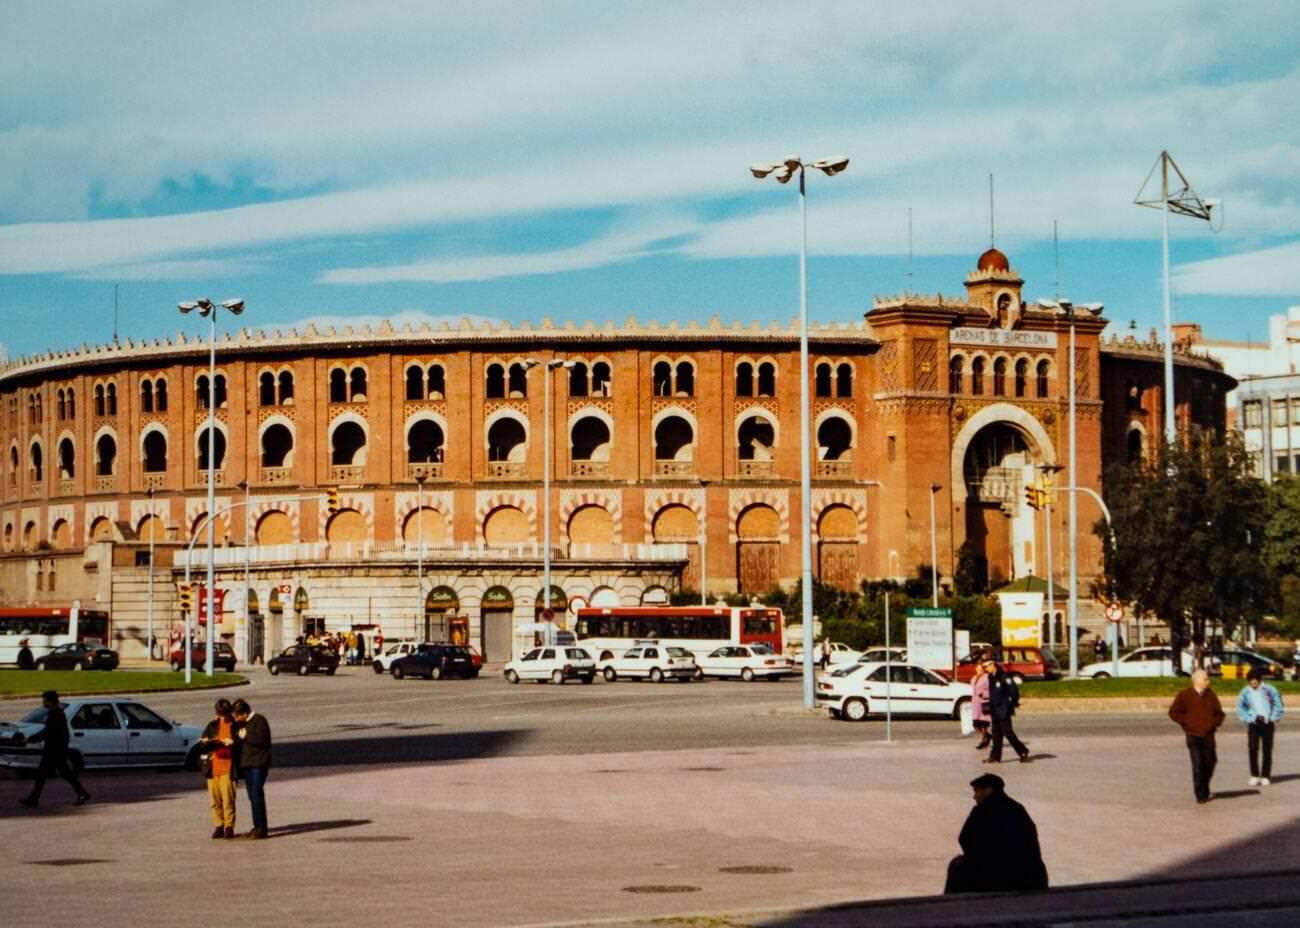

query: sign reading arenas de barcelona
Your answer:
[0,248,1233,662]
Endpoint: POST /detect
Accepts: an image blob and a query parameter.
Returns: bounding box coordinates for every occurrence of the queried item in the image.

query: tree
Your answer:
[1096,435,1272,666]
[1264,476,1300,638]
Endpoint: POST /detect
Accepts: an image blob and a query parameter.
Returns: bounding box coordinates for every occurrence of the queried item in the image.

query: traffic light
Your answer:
[325,488,340,515]
[178,583,193,612]
[1024,485,1044,511]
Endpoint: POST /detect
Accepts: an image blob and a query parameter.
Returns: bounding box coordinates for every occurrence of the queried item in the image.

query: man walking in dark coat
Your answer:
[945,773,1048,894]
[1169,669,1225,803]
[985,659,1030,763]
[18,690,91,808]
[232,698,272,839]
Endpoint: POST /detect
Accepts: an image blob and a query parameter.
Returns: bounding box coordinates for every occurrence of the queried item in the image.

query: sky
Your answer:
[3,1,1300,361]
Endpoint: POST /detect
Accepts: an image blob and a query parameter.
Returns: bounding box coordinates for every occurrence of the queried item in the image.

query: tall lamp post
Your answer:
[751,154,849,710]
[928,483,942,608]
[698,478,710,605]
[1134,152,1216,445]
[416,474,427,639]
[178,297,244,676]
[238,479,250,664]
[525,357,575,644]
[146,486,156,660]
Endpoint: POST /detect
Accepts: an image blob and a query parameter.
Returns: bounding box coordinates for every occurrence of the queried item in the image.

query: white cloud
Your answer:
[1174,241,1300,297]
[73,257,269,281]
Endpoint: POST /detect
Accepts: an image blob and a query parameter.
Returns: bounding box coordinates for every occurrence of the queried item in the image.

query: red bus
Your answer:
[0,606,112,664]
[573,605,784,661]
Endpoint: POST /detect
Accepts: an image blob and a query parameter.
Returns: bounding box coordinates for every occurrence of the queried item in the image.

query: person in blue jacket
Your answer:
[1236,668,1284,787]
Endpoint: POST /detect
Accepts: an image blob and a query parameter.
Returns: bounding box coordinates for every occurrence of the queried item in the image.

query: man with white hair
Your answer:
[1168,668,1225,804]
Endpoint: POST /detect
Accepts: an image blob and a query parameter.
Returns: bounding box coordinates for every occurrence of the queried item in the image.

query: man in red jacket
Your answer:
[1169,669,1225,803]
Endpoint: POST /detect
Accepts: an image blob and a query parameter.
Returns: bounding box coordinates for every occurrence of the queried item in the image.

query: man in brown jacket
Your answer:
[1169,669,1225,803]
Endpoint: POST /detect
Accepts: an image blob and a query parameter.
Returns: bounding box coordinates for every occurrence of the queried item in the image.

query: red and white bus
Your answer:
[0,606,112,664]
[573,605,784,661]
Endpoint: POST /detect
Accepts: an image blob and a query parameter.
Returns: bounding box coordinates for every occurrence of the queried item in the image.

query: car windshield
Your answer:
[20,707,50,724]
[565,648,591,659]
[749,644,774,654]
[666,647,693,658]
[830,665,864,678]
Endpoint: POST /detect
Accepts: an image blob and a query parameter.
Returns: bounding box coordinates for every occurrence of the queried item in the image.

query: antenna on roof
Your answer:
[988,173,995,248]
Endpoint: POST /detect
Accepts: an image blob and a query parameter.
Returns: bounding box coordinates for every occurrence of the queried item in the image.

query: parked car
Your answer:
[953,647,1060,684]
[790,641,861,666]
[1080,646,1181,679]
[598,642,697,682]
[816,662,972,722]
[391,643,479,680]
[854,647,908,665]
[504,646,596,684]
[169,641,237,673]
[34,642,119,672]
[267,644,340,676]
[695,644,794,681]
[1211,648,1286,680]
[0,697,202,773]
[371,640,422,674]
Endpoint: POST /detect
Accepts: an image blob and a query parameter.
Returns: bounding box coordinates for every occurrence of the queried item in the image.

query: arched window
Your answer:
[95,434,117,476]
[211,375,225,409]
[818,416,853,461]
[405,366,424,400]
[106,383,117,416]
[570,416,611,462]
[507,363,528,397]
[142,431,167,473]
[971,358,985,396]
[654,416,694,462]
[1036,360,1050,398]
[155,379,167,411]
[30,442,43,482]
[8,445,17,483]
[330,422,366,466]
[757,362,776,397]
[814,363,832,398]
[427,364,445,399]
[58,438,75,478]
[487,418,526,463]
[675,361,695,397]
[836,362,853,398]
[569,362,589,397]
[196,375,210,410]
[329,368,347,403]
[259,372,276,407]
[992,359,1007,397]
[94,384,106,416]
[35,394,43,423]
[28,396,35,425]
[1126,381,1142,412]
[198,427,226,471]
[67,391,75,419]
[349,367,367,401]
[141,379,154,413]
[407,420,445,463]
[1127,428,1144,465]
[737,414,775,461]
[261,424,294,467]
[591,361,611,396]
[485,363,506,399]
[57,389,65,421]
[949,356,964,394]
[737,362,755,397]
[277,371,293,405]
[652,361,672,397]
[1014,359,1028,398]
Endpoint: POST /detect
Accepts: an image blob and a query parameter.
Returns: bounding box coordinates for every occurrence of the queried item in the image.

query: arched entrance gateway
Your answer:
[480,585,514,661]
[425,585,466,644]
[952,405,1056,591]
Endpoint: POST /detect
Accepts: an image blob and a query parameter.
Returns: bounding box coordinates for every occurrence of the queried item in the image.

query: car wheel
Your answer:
[372,661,384,674]
[551,669,565,685]
[269,664,280,676]
[505,669,519,684]
[582,674,595,684]
[843,698,869,722]
[649,667,664,683]
[1092,671,1110,679]
[297,664,309,676]
[953,696,971,721]
[741,667,755,682]
[171,660,182,672]
[393,666,405,680]
[693,667,704,681]
[326,667,336,676]
[604,667,618,682]
[184,746,202,772]
[1010,673,1025,687]
[431,666,443,681]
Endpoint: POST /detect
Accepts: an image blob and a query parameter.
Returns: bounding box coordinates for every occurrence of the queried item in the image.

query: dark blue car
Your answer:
[391,643,477,680]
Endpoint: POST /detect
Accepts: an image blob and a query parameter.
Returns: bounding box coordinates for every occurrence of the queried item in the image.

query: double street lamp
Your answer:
[751,155,849,710]
[177,297,244,677]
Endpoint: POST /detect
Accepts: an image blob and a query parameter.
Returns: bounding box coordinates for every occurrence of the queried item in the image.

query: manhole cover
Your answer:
[719,865,793,875]
[681,766,725,772]
[28,859,114,867]
[318,836,412,843]
[622,885,702,894]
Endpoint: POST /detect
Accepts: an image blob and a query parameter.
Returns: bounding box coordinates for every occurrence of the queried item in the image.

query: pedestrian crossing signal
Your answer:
[325,488,340,514]
[178,584,193,612]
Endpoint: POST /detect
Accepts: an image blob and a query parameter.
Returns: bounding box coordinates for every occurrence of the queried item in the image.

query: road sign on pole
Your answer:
[1105,603,1123,624]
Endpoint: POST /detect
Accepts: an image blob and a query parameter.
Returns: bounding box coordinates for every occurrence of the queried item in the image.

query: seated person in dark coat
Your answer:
[945,773,1048,894]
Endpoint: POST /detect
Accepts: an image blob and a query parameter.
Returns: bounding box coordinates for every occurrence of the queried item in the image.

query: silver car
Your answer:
[0,697,202,773]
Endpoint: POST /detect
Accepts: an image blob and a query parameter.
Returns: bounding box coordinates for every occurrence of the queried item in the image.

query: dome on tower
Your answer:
[977,247,1009,271]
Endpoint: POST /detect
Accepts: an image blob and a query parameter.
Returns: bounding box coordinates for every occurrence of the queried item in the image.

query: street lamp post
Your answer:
[928,484,941,608]
[146,486,156,661]
[525,358,574,645]
[416,474,426,640]
[751,154,849,710]
[699,478,709,605]
[178,297,244,677]
[1038,464,1064,651]
[239,480,250,664]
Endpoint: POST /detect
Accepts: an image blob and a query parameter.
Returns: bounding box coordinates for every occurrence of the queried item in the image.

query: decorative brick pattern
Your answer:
[726,488,790,544]
[474,489,538,543]
[810,489,869,541]
[878,340,900,392]
[913,339,939,392]
[559,489,624,543]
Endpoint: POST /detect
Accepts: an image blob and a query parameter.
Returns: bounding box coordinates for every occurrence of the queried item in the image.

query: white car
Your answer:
[855,647,908,664]
[816,661,971,722]
[371,640,422,673]
[504,646,596,684]
[695,644,794,681]
[0,697,202,772]
[791,641,861,666]
[599,643,697,682]
[1080,646,1185,679]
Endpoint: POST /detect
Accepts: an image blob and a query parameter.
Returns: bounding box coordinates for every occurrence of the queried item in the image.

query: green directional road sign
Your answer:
[905,607,952,619]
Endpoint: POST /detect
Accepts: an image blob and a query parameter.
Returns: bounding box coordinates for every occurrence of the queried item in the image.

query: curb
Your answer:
[0,676,251,701]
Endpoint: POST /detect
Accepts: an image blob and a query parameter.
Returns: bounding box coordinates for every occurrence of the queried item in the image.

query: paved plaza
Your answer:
[2,671,1299,926]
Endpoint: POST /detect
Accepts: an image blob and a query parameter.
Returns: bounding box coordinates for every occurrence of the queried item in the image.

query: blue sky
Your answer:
[3,1,1299,360]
